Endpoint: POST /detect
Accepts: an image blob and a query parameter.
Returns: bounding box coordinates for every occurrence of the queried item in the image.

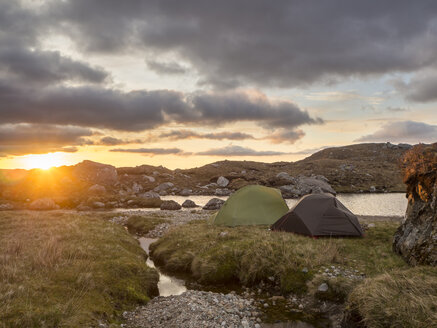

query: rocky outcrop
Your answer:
[275,174,336,198]
[393,143,437,266]
[72,160,118,185]
[29,198,59,210]
[203,198,225,210]
[160,200,182,211]
[88,184,106,194]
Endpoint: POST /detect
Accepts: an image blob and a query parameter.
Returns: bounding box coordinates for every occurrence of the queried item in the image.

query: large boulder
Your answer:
[393,143,437,266]
[279,175,336,198]
[182,199,198,208]
[73,160,118,185]
[217,176,229,187]
[88,184,106,194]
[154,182,174,193]
[29,198,59,210]
[203,198,225,210]
[160,200,181,211]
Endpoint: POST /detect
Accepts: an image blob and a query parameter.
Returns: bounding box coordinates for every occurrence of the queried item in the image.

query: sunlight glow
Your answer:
[21,153,67,170]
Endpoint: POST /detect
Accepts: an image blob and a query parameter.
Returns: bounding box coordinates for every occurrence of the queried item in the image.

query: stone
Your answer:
[215,188,231,196]
[279,175,336,198]
[393,143,437,266]
[143,175,155,183]
[0,203,14,210]
[139,191,161,199]
[154,182,174,192]
[180,188,192,196]
[302,267,309,273]
[29,198,59,210]
[203,198,226,210]
[160,200,182,211]
[72,160,118,185]
[182,199,198,208]
[93,201,105,208]
[132,182,143,193]
[217,176,229,187]
[318,283,329,292]
[88,184,106,194]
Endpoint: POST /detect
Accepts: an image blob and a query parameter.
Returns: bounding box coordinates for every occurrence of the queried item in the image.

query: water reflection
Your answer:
[138,237,187,297]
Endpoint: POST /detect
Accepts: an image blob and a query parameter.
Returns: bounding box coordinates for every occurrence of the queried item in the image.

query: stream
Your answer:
[138,237,327,328]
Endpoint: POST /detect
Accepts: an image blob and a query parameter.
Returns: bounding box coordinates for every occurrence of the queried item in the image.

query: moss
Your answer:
[150,220,408,296]
[0,211,159,328]
[280,269,313,294]
[125,215,169,235]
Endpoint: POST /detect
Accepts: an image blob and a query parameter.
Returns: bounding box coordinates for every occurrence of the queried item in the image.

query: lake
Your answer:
[161,193,407,217]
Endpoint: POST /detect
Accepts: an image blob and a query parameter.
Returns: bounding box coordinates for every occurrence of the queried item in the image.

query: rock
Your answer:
[318,283,329,292]
[302,267,309,273]
[180,188,192,196]
[132,182,143,193]
[0,203,14,210]
[93,201,105,208]
[143,175,155,183]
[76,203,91,211]
[72,160,117,185]
[215,188,231,196]
[88,184,106,194]
[276,172,294,181]
[154,182,174,193]
[393,143,437,266]
[280,175,336,198]
[29,198,59,210]
[160,200,181,211]
[203,198,225,210]
[139,191,161,199]
[217,176,229,187]
[369,185,376,192]
[182,199,198,208]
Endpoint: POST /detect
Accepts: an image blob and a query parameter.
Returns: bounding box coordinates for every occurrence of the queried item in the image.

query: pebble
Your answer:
[125,290,260,328]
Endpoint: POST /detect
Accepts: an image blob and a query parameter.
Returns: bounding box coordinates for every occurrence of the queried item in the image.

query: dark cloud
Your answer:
[0,124,92,155]
[96,136,143,146]
[355,121,437,143]
[0,83,319,132]
[50,0,437,87]
[266,129,305,144]
[0,48,108,85]
[147,60,187,75]
[159,130,255,141]
[197,145,287,156]
[393,72,437,102]
[110,148,185,155]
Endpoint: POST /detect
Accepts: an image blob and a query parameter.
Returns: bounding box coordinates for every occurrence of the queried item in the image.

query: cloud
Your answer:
[49,1,437,88]
[196,145,288,156]
[159,130,255,141]
[0,123,92,155]
[355,121,437,143]
[96,136,143,146]
[0,83,320,132]
[393,71,437,103]
[266,129,305,144]
[0,48,109,85]
[110,148,185,155]
[146,60,187,74]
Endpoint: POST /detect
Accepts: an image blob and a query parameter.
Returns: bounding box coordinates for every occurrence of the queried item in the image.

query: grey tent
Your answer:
[271,193,364,237]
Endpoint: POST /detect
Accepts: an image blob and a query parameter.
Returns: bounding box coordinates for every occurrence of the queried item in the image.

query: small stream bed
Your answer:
[138,237,330,328]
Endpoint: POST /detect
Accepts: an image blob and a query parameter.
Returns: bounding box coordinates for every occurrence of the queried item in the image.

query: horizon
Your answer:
[1,1,437,170]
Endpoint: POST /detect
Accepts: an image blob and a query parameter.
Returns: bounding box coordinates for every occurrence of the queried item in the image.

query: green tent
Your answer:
[211,185,289,226]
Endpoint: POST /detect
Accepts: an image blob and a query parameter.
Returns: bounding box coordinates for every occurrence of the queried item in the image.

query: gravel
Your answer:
[125,290,260,328]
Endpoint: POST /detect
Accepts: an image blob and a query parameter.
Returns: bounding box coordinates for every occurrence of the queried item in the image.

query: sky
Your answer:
[1,0,437,170]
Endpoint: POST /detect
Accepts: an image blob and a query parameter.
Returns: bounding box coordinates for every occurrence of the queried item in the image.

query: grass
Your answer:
[150,220,407,294]
[0,211,159,328]
[125,215,169,235]
[346,266,437,328]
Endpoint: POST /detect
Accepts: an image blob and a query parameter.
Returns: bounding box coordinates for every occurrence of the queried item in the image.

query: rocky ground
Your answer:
[124,290,262,328]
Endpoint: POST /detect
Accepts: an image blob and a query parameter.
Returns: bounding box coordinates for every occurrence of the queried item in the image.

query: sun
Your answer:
[22,153,67,170]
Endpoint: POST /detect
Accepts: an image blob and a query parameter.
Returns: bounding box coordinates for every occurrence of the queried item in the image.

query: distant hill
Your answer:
[0,142,412,209]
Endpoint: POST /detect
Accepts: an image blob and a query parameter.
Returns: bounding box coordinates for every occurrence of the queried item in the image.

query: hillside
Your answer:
[0,143,410,209]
